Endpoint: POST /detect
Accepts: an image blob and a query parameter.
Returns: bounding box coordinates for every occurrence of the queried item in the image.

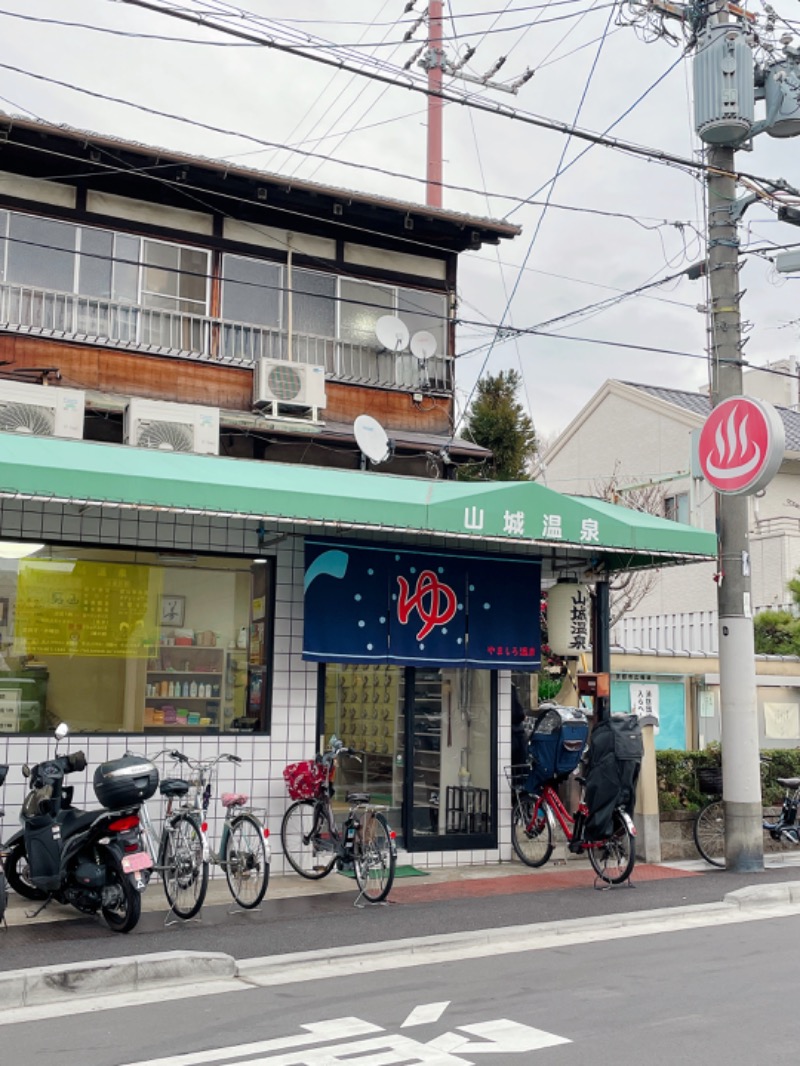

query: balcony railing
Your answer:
[0,282,453,393]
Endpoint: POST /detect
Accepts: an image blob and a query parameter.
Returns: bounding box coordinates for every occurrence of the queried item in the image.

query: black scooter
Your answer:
[2,725,158,933]
[0,763,8,925]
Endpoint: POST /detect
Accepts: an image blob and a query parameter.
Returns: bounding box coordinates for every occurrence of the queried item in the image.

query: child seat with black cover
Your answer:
[524,704,590,793]
[583,714,644,842]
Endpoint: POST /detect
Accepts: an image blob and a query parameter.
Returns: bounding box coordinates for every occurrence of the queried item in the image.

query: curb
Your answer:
[0,951,235,1010]
[1,882,799,1012]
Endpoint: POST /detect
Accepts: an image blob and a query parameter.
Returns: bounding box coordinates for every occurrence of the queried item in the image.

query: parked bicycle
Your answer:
[137,749,270,919]
[693,760,800,867]
[507,766,637,884]
[507,706,641,886]
[280,736,397,904]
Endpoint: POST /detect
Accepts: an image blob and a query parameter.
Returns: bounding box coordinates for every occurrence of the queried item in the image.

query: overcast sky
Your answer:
[3,0,800,450]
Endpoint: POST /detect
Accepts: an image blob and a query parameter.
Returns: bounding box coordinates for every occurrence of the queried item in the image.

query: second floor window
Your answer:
[0,210,450,384]
[665,492,690,524]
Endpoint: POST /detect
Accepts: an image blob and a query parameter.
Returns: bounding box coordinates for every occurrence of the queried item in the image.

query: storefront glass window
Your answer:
[323,663,402,828]
[322,663,494,850]
[0,548,271,735]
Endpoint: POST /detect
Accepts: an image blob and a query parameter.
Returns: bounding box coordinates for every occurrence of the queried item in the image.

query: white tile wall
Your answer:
[0,519,516,873]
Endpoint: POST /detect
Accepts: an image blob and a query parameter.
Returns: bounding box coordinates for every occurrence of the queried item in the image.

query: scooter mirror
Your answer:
[54,723,70,741]
[22,764,30,778]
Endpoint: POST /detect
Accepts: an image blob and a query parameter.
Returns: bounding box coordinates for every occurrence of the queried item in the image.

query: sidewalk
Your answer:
[5,849,800,926]
[1,851,692,925]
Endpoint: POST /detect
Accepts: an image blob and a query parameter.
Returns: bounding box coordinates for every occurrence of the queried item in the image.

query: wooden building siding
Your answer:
[0,333,452,435]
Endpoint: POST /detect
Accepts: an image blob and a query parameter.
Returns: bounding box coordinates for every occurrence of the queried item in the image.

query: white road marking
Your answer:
[117,1014,569,1065]
[116,1020,382,1066]
[402,1002,450,1027]
[428,1020,571,1054]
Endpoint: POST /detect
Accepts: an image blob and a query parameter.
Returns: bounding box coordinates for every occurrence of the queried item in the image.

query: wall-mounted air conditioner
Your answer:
[124,398,220,455]
[0,381,85,439]
[253,358,326,421]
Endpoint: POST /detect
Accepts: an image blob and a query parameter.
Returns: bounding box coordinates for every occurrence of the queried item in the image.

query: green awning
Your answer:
[0,432,716,571]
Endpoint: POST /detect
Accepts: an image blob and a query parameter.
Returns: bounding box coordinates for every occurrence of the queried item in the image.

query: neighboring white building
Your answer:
[540,372,800,750]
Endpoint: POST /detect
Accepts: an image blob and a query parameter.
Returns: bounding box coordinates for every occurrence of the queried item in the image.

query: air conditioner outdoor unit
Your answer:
[0,381,85,439]
[124,398,220,456]
[253,358,326,421]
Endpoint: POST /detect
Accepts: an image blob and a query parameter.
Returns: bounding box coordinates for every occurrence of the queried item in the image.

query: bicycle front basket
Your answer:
[283,760,327,800]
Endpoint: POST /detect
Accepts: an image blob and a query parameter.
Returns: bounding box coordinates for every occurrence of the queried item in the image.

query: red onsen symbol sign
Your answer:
[397,570,457,640]
[697,396,785,496]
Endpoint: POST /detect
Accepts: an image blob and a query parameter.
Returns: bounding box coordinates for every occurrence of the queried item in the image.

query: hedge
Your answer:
[656,745,800,810]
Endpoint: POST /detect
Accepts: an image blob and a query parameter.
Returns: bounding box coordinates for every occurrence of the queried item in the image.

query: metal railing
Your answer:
[0,281,453,392]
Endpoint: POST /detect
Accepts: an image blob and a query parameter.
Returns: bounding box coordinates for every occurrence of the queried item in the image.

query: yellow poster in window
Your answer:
[14,561,163,658]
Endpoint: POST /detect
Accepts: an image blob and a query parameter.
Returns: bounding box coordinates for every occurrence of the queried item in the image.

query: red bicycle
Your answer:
[507,766,636,885]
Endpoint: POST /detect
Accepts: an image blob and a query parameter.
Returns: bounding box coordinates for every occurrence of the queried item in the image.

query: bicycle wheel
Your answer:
[224,813,270,908]
[694,799,725,867]
[588,809,635,885]
[159,813,209,919]
[280,799,336,880]
[511,793,554,867]
[353,811,396,903]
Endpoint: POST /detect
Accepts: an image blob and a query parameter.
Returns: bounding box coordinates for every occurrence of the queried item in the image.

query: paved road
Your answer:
[2,858,800,973]
[2,905,798,1064]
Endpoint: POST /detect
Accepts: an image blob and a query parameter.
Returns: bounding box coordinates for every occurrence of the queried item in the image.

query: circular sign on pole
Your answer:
[697,396,785,495]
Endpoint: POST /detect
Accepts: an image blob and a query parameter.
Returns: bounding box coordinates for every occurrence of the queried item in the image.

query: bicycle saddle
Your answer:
[221,792,248,808]
[159,778,190,797]
[345,791,371,804]
[776,777,800,789]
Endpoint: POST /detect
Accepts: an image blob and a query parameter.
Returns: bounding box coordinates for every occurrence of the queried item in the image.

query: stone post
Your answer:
[634,715,661,863]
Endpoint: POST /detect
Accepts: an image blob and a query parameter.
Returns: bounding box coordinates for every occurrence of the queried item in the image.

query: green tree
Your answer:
[754,608,800,655]
[458,369,537,481]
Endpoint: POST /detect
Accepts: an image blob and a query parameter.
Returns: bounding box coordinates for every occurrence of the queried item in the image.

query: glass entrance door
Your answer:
[402,668,495,850]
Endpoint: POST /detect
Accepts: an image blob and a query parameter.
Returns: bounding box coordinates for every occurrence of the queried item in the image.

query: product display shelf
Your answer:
[411,671,442,819]
[144,643,224,731]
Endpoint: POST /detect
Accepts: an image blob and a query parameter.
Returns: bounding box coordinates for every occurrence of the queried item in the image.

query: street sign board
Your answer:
[697,395,785,495]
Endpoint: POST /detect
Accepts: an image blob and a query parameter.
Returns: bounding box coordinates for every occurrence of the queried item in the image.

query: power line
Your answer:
[109,0,777,184]
[9,2,621,48]
[454,0,618,437]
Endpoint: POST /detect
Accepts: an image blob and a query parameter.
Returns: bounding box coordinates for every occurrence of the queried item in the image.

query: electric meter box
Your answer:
[694,24,754,145]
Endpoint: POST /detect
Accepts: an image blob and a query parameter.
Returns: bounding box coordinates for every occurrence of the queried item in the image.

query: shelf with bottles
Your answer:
[146,643,225,675]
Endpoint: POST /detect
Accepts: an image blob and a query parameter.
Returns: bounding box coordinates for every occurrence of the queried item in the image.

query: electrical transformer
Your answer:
[693,24,755,145]
[763,57,800,138]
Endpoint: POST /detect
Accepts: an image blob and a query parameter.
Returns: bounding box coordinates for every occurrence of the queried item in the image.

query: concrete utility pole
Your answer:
[628,0,800,868]
[706,134,764,871]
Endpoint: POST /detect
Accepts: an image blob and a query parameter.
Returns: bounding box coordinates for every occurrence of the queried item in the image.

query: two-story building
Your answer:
[541,375,800,753]
[0,114,715,869]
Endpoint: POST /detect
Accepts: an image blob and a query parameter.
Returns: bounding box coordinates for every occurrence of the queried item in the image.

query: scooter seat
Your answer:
[59,809,103,838]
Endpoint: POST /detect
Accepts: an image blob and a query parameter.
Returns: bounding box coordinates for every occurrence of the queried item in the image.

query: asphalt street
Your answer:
[2,906,799,1064]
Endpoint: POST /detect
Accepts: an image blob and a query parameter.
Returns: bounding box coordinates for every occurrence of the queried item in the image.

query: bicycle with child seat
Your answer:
[136,748,270,919]
[694,759,800,867]
[506,764,637,885]
[280,736,397,904]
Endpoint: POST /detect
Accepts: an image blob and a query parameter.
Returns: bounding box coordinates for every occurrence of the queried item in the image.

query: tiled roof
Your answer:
[622,381,800,451]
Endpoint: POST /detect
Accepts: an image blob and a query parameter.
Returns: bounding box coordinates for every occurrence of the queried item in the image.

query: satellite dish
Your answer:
[375,315,410,352]
[354,414,393,466]
[410,330,437,361]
